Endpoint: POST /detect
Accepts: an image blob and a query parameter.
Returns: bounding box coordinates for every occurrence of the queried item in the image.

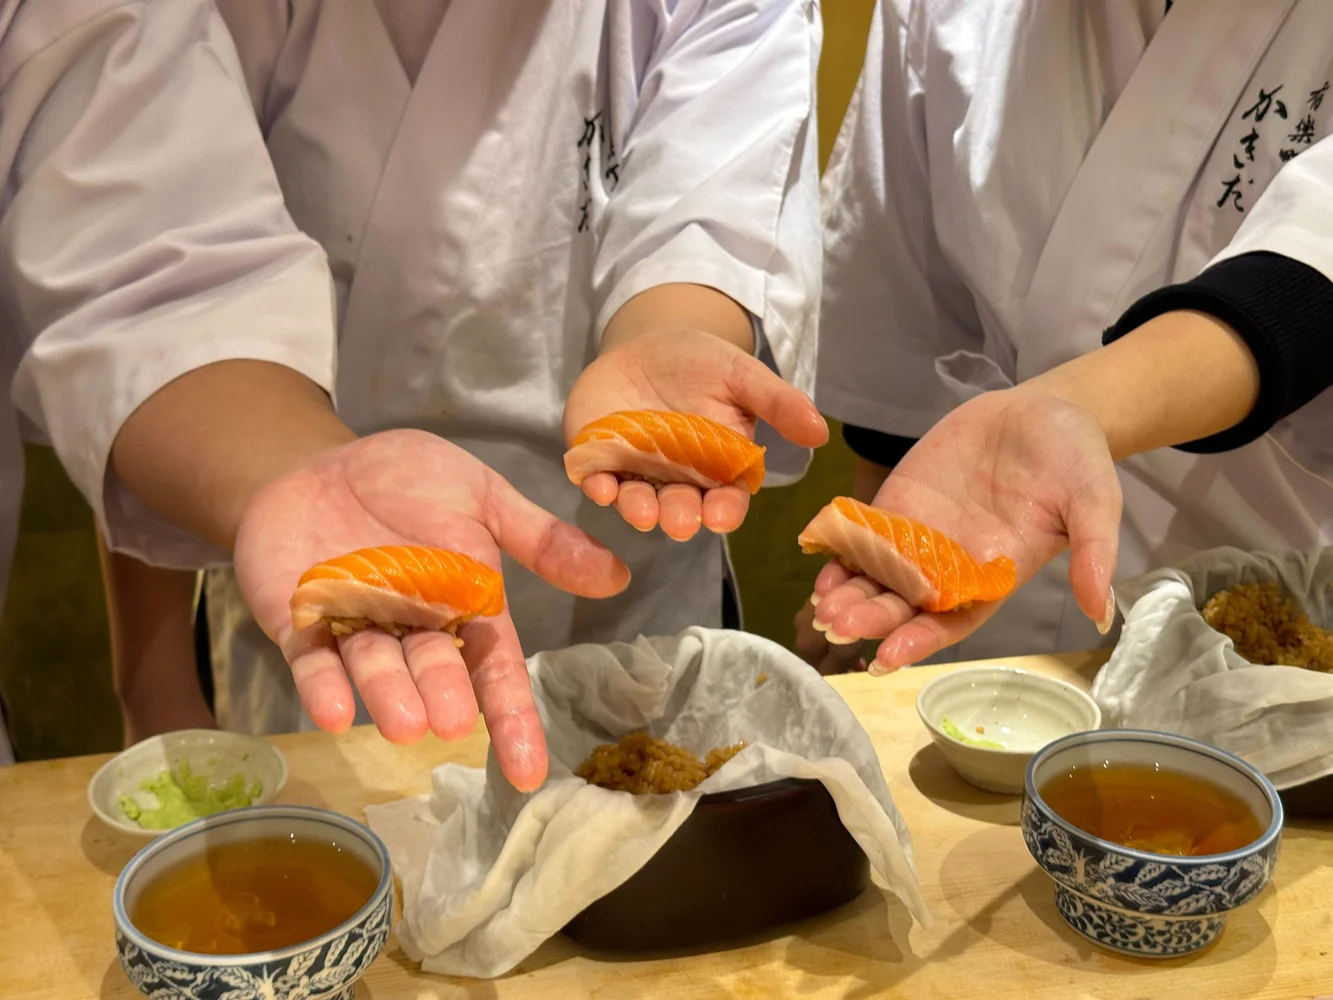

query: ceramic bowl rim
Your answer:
[1024,727,1284,865]
[88,729,289,838]
[113,804,392,966]
[915,665,1103,758]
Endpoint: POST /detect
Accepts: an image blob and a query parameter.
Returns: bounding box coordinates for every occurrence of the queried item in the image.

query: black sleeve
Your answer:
[841,423,918,467]
[1102,251,1333,454]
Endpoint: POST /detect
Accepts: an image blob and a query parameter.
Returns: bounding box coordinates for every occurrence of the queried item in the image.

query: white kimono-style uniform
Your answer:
[820,0,1333,663]
[0,1,821,734]
[0,0,336,759]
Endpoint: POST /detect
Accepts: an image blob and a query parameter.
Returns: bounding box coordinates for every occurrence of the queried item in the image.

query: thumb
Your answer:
[726,354,828,448]
[1064,475,1123,634]
[483,470,631,598]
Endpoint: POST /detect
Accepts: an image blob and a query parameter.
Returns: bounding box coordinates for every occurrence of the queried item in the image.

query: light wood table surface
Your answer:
[3,651,1331,999]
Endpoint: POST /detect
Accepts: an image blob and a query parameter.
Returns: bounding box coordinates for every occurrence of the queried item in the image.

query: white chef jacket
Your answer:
[200,0,821,733]
[0,0,338,757]
[820,0,1333,663]
[0,0,819,735]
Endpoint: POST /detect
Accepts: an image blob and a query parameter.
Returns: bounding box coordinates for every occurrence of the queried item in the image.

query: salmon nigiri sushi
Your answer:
[289,545,504,641]
[564,410,766,494]
[798,497,1016,613]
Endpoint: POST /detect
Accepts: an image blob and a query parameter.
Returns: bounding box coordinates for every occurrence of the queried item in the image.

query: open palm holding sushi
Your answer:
[110,361,632,792]
[563,292,828,541]
[803,310,1268,673]
[804,387,1121,673]
[229,427,632,791]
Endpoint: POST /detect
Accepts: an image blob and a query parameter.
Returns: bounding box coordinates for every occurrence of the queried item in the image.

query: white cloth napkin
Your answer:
[364,626,929,979]
[1093,546,1333,790]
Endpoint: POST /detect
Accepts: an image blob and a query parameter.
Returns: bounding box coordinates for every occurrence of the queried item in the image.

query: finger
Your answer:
[725,354,829,448]
[457,614,548,792]
[485,471,631,598]
[793,601,829,666]
[337,629,429,744]
[871,621,939,675]
[815,635,874,675]
[813,576,884,630]
[870,603,1000,674]
[401,631,480,741]
[827,591,916,642]
[657,483,704,542]
[285,627,358,733]
[615,480,660,532]
[581,472,620,507]
[813,559,855,598]
[1066,477,1124,634]
[817,649,843,675]
[701,485,750,533]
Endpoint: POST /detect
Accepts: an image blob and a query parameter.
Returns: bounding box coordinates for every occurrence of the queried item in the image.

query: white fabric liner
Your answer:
[365,626,929,979]
[1094,546,1333,790]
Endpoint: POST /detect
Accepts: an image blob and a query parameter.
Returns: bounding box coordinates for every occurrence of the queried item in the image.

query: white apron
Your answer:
[0,0,258,767]
[0,0,90,765]
[209,0,820,733]
[820,0,1333,662]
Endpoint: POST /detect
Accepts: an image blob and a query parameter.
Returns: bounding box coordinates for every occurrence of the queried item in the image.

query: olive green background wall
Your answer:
[0,0,875,762]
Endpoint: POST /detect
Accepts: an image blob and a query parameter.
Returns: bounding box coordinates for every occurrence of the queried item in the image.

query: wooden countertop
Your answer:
[3,651,1331,999]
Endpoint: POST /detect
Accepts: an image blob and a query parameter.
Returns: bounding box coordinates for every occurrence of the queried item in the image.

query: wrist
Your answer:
[111,361,357,553]
[222,424,356,551]
[600,282,754,354]
[1022,310,1260,462]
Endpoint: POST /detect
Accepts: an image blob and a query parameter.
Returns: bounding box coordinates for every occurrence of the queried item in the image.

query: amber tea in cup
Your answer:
[1040,762,1264,856]
[130,833,379,954]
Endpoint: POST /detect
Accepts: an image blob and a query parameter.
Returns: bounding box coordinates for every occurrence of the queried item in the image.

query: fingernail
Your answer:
[867,658,896,677]
[809,594,821,607]
[826,630,858,645]
[1096,587,1116,635]
[812,618,831,633]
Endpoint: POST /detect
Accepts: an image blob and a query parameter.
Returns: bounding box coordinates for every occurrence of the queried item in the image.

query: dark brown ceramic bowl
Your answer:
[561,777,869,952]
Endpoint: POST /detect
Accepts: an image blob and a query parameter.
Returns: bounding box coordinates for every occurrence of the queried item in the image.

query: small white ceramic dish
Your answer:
[88,729,287,838]
[114,805,392,1000]
[916,666,1101,794]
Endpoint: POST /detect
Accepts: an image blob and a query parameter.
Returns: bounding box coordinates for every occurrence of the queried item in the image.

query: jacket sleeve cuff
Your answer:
[1103,251,1333,454]
[20,253,338,571]
[841,424,918,467]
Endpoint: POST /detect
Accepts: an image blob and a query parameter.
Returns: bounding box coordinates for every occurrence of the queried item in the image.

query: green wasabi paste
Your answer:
[119,761,262,830]
[940,716,1006,750]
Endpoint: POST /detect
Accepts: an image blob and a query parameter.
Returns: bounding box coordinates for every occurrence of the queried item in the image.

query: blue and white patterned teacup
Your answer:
[113,805,393,1000]
[1022,729,1282,959]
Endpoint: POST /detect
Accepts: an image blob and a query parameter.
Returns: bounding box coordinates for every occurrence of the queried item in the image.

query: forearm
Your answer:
[110,361,357,553]
[98,530,213,743]
[1025,310,1260,462]
[600,283,754,355]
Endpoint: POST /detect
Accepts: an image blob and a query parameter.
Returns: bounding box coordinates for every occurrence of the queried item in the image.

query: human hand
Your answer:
[232,429,631,790]
[808,386,1122,672]
[793,596,871,675]
[564,328,827,541]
